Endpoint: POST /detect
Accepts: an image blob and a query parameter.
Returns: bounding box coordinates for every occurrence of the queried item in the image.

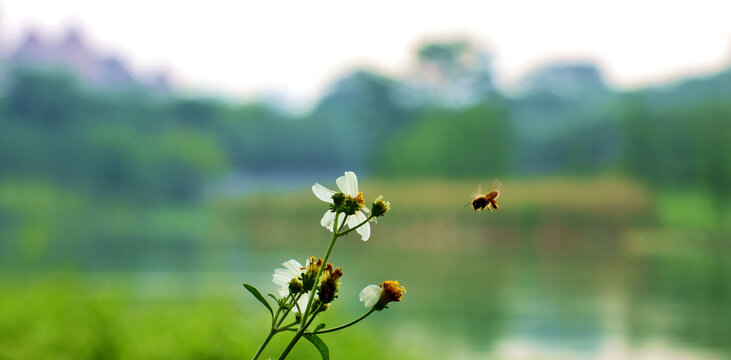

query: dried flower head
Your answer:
[318,264,343,304]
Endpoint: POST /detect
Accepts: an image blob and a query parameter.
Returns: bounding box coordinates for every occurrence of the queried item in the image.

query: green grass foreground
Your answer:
[0,276,431,360]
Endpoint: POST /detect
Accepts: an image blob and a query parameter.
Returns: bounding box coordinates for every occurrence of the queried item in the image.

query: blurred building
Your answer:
[8,26,169,93]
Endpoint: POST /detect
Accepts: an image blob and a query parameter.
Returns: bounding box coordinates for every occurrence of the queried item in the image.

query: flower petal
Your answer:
[273,270,295,283]
[336,171,358,198]
[274,259,305,297]
[335,214,347,231]
[320,211,345,232]
[356,221,371,241]
[312,183,336,203]
[282,259,303,275]
[346,214,360,230]
[348,211,371,241]
[273,274,291,287]
[359,285,381,308]
[320,211,336,231]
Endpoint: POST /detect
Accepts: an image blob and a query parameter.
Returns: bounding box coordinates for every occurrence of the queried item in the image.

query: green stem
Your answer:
[337,216,348,232]
[300,212,343,328]
[314,308,376,334]
[254,292,300,359]
[292,295,303,314]
[278,211,345,360]
[252,330,275,360]
[277,328,305,360]
[254,298,288,359]
[271,304,283,328]
[303,304,324,330]
[277,206,371,359]
[275,292,301,328]
[275,319,299,331]
[276,306,324,360]
[338,214,373,236]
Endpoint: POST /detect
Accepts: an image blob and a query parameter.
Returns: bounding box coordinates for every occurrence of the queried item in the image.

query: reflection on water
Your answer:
[79,241,727,358]
[75,233,727,360]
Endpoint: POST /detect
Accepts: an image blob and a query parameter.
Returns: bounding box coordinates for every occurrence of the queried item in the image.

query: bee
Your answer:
[465,182,501,212]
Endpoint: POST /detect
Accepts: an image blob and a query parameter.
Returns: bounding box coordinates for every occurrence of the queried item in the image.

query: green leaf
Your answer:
[313,323,326,333]
[242,284,273,317]
[269,293,289,307]
[304,334,329,360]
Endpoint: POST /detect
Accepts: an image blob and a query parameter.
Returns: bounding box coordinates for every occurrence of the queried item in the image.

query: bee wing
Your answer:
[490,179,502,199]
[470,183,483,199]
[490,179,502,190]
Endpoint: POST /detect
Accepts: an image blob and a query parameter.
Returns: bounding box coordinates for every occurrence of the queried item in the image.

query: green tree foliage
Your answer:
[375,102,513,177]
[1,43,730,269]
[0,69,229,267]
[691,101,731,203]
[621,89,731,205]
[307,69,410,170]
[0,68,227,203]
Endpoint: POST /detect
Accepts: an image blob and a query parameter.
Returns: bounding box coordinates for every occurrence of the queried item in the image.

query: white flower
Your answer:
[312,171,371,241]
[272,259,303,297]
[359,284,381,308]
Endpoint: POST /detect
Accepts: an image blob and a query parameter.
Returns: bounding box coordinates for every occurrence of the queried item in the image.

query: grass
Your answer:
[0,275,434,360]
[655,188,730,230]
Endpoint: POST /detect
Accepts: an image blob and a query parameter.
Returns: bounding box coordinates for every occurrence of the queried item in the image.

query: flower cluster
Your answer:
[271,257,341,314]
[245,171,402,360]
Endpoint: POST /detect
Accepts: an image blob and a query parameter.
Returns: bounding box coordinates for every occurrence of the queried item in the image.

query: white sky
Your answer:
[1,0,730,106]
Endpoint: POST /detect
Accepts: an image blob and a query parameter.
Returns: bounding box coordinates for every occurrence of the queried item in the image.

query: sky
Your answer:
[1,0,730,106]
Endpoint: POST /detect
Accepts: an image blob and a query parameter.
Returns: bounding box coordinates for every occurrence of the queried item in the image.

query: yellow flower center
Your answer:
[380,280,405,302]
[354,192,365,208]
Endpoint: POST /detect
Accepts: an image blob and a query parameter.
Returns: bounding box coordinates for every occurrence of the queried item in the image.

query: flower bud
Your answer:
[288,278,303,294]
[371,195,390,217]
